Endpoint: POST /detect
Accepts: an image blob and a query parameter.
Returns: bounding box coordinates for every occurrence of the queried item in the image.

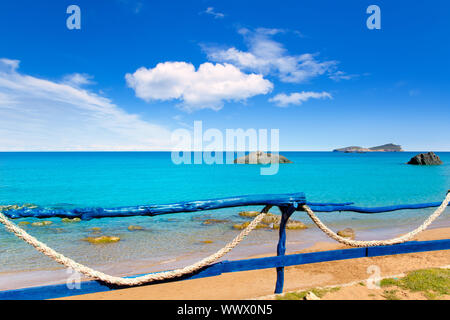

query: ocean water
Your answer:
[0,151,449,289]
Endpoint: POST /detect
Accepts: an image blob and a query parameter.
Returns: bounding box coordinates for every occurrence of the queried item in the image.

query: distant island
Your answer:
[333,143,403,153]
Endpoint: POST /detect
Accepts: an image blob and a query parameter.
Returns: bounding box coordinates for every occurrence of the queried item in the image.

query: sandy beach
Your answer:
[58,226,450,300]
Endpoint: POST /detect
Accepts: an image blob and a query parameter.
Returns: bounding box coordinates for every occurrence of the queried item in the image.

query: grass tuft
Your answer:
[380,268,449,300]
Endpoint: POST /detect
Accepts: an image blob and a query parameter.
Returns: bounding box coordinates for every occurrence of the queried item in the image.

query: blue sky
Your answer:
[0,0,449,151]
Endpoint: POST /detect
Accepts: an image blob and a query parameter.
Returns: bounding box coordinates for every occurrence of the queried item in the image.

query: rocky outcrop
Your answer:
[333,143,403,153]
[337,228,355,239]
[234,212,307,230]
[407,152,443,165]
[234,151,293,164]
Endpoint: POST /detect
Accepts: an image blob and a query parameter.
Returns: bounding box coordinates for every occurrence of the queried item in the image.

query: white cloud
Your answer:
[204,7,225,19]
[328,71,357,81]
[205,28,339,83]
[62,73,95,87]
[125,61,273,111]
[0,58,173,151]
[269,91,332,107]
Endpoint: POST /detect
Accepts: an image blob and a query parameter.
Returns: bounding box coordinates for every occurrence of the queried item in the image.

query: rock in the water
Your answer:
[31,221,53,227]
[234,151,292,164]
[202,218,230,225]
[128,225,144,231]
[337,228,355,240]
[82,236,120,244]
[233,213,307,230]
[238,211,261,218]
[407,152,443,165]
[62,217,81,223]
[233,221,268,230]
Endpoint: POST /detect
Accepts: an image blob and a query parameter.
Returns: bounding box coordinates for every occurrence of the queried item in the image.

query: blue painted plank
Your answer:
[367,239,450,257]
[0,261,228,300]
[1,239,449,300]
[221,247,368,273]
[306,202,447,214]
[306,202,354,206]
[3,192,306,220]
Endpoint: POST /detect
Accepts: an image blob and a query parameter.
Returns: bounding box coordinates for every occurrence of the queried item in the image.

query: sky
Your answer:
[0,0,449,151]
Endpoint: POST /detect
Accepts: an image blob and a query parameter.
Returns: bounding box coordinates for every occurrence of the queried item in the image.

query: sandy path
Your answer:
[59,227,450,300]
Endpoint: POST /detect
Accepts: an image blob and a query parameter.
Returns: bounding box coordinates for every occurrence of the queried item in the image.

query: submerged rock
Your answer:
[23,203,39,209]
[278,220,308,230]
[62,217,81,223]
[202,218,230,225]
[337,228,355,239]
[18,221,31,226]
[31,221,53,226]
[1,203,38,212]
[82,236,120,244]
[238,211,261,218]
[234,213,307,230]
[127,225,144,231]
[233,221,269,230]
[199,240,214,244]
[234,151,293,164]
[89,227,101,233]
[407,152,443,165]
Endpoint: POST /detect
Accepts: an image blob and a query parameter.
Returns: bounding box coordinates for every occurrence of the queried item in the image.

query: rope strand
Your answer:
[301,192,450,247]
[0,205,271,286]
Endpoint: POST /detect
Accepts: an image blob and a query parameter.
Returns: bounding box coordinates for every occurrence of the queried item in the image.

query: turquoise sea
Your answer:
[0,152,449,290]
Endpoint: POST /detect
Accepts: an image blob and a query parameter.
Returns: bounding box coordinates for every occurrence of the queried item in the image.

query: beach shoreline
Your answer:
[54,226,450,300]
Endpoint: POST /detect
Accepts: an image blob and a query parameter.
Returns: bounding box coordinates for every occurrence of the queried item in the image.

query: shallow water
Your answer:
[0,151,449,289]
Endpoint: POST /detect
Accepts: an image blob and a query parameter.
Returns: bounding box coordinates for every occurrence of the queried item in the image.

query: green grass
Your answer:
[380,268,449,300]
[382,289,401,300]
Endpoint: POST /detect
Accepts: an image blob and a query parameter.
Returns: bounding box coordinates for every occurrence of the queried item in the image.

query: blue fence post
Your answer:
[274,203,297,294]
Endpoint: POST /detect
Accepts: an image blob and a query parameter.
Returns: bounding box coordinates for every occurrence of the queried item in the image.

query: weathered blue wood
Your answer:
[4,194,447,219]
[0,261,228,300]
[3,193,306,220]
[306,202,354,206]
[274,205,296,294]
[305,202,447,214]
[367,239,450,257]
[1,239,449,300]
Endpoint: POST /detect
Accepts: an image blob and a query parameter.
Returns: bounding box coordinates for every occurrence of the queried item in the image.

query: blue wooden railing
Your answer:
[0,192,449,300]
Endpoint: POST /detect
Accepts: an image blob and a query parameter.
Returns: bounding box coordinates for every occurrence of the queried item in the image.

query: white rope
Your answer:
[0,205,272,286]
[301,192,450,247]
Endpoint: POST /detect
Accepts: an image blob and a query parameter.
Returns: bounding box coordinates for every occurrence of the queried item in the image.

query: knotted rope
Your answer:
[300,191,450,247]
[0,205,272,286]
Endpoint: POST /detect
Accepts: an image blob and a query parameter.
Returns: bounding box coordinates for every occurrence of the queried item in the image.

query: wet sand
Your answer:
[59,227,450,300]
